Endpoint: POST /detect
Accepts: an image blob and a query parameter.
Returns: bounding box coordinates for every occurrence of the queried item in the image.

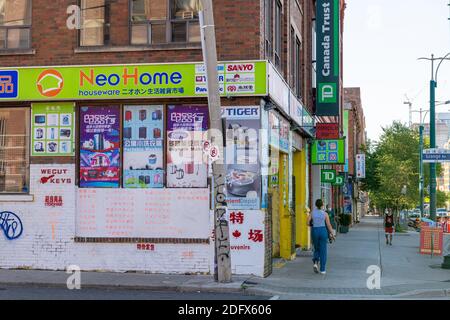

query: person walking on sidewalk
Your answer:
[384,209,395,245]
[308,199,335,274]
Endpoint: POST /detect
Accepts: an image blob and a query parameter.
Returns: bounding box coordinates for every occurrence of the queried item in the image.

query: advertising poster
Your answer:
[123,105,164,188]
[79,106,120,188]
[31,102,75,156]
[223,106,261,210]
[343,182,353,214]
[167,105,209,188]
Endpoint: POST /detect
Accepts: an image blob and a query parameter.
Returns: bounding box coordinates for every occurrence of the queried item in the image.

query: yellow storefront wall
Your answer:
[294,148,310,250]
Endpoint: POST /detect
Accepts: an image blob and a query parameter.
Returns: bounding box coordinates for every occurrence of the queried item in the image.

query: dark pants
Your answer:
[312,226,328,272]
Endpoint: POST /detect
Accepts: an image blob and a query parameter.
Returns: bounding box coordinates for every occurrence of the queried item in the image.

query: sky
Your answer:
[343,0,450,142]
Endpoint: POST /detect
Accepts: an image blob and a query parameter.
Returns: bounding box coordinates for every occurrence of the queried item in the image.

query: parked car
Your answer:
[437,208,448,218]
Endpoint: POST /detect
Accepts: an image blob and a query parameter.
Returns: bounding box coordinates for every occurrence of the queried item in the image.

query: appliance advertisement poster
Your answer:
[31,102,75,156]
[167,105,209,188]
[223,106,261,210]
[79,106,121,188]
[123,105,164,188]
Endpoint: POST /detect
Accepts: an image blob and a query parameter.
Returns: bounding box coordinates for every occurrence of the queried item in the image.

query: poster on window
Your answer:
[123,105,164,188]
[223,106,261,210]
[79,106,120,188]
[31,102,75,156]
[167,105,209,188]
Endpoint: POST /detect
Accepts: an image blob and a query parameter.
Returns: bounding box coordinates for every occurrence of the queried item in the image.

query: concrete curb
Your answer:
[0,280,249,295]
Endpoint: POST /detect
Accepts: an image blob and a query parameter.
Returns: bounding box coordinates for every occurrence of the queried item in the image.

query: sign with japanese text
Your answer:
[311,139,345,165]
[316,123,339,139]
[76,188,210,238]
[31,102,75,156]
[223,106,261,210]
[166,105,209,188]
[0,61,267,101]
[123,105,164,188]
[316,0,341,116]
[79,106,121,188]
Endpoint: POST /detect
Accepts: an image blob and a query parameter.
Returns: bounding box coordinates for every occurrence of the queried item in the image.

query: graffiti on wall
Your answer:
[0,211,23,240]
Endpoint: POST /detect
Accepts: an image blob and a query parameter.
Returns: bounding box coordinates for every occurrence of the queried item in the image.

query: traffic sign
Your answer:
[423,148,450,163]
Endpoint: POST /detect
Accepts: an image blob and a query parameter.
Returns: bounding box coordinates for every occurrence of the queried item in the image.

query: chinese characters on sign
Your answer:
[79,106,121,188]
[166,105,209,188]
[311,139,345,165]
[31,102,75,156]
[123,105,164,188]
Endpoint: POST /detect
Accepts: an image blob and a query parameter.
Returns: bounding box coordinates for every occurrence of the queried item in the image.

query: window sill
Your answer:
[75,43,202,54]
[0,194,34,202]
[0,48,35,56]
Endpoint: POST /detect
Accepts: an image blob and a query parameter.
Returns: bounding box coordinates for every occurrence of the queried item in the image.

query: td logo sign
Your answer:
[321,169,336,184]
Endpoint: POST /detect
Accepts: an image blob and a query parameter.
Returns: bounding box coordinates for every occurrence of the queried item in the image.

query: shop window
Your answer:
[0,0,32,50]
[0,107,30,193]
[79,0,110,47]
[295,36,302,98]
[130,0,201,45]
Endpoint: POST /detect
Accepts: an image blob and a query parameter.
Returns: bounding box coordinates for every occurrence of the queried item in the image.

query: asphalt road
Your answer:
[0,285,271,300]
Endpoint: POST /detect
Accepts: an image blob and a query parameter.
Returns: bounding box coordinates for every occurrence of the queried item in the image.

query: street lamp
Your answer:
[418,53,450,222]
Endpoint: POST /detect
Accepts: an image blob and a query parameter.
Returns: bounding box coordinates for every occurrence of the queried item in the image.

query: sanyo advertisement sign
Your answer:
[316,0,340,116]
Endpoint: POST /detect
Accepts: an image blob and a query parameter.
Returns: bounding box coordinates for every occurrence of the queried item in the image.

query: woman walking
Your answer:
[308,199,335,274]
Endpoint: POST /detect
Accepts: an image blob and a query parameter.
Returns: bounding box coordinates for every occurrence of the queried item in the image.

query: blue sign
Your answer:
[0,70,18,98]
[423,153,450,163]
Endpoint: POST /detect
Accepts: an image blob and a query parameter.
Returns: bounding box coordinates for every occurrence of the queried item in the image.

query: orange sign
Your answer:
[37,69,64,97]
[420,226,444,255]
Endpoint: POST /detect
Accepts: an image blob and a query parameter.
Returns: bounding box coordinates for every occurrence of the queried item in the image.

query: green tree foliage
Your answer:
[363,122,420,210]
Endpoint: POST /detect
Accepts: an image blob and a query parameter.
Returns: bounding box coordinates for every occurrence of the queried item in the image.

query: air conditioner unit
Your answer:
[182,11,194,19]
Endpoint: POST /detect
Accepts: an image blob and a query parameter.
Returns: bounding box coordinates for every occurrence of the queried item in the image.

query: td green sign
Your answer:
[333,174,345,186]
[312,139,345,165]
[316,0,340,116]
[321,169,336,183]
[0,61,267,102]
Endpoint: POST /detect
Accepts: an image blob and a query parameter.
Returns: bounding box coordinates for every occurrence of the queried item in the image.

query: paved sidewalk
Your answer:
[243,216,450,299]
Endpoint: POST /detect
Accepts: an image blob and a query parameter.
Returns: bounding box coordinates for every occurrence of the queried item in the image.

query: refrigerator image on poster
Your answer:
[123,105,164,188]
[167,105,209,188]
[79,106,121,188]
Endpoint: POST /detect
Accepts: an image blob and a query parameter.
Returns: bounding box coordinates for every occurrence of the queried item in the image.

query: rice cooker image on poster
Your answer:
[226,168,258,197]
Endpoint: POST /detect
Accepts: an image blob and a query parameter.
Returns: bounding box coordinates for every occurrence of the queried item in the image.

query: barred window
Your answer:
[0,107,30,194]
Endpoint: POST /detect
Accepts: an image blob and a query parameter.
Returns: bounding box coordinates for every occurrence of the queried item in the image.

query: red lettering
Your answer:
[227,64,254,72]
[123,68,139,85]
[80,69,94,86]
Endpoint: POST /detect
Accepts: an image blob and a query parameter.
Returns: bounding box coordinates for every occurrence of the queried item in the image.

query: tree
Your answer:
[363,122,421,211]
[437,190,448,208]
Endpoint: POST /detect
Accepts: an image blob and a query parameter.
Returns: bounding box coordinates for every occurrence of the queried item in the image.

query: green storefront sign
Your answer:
[321,169,336,183]
[333,174,345,186]
[0,61,267,102]
[311,139,345,165]
[31,102,75,156]
[316,0,340,116]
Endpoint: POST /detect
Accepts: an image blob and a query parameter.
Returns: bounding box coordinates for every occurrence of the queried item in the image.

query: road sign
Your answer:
[423,148,450,163]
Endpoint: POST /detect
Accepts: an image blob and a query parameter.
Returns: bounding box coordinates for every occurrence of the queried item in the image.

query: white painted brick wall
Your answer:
[0,164,211,274]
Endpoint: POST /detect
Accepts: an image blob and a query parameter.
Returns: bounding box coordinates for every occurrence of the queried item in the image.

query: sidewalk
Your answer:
[0,217,448,299]
[243,216,450,299]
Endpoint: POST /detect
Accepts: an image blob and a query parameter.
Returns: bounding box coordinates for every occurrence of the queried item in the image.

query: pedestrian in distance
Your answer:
[307,199,336,275]
[384,209,395,245]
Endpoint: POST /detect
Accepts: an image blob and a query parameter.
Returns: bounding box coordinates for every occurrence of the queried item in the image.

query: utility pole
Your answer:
[419,123,424,216]
[199,0,232,283]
